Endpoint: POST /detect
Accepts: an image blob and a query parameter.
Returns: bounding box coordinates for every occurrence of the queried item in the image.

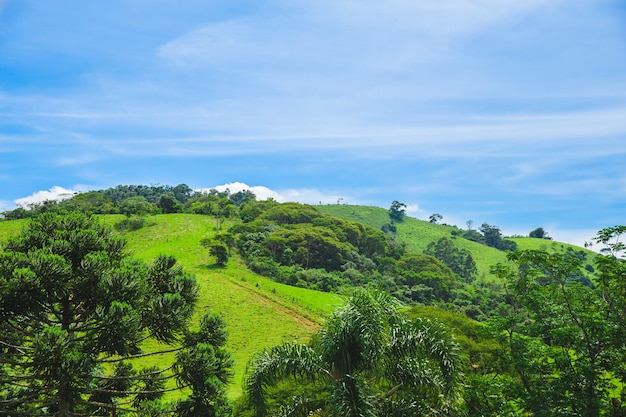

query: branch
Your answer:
[86,383,189,397]
[94,364,176,381]
[98,346,183,363]
[0,339,32,354]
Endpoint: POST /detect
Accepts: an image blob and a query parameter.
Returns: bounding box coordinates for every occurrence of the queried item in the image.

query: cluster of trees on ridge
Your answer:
[2,184,254,224]
[2,185,625,416]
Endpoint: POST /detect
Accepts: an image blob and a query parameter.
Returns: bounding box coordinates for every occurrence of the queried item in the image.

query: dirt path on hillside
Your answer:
[227,277,321,334]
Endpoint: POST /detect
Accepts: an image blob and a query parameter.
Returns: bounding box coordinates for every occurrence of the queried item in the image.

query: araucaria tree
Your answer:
[0,212,232,416]
[245,289,461,417]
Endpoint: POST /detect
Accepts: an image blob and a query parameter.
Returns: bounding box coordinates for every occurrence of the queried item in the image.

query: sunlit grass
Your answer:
[111,213,339,400]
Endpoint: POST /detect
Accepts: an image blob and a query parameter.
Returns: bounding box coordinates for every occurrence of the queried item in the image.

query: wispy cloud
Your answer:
[5,105,624,160]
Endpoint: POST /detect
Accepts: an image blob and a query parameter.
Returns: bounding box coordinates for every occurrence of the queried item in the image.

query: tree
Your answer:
[2,206,32,220]
[245,289,461,417]
[172,183,194,204]
[529,227,548,239]
[119,195,158,217]
[230,190,256,207]
[214,197,236,230]
[202,238,229,266]
[479,223,517,251]
[490,227,626,417]
[158,193,181,214]
[396,253,459,303]
[57,191,116,214]
[424,237,477,283]
[428,213,443,224]
[388,201,406,222]
[479,223,502,247]
[0,212,232,416]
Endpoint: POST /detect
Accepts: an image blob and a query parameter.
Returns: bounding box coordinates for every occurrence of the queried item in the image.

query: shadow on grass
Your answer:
[200,263,228,270]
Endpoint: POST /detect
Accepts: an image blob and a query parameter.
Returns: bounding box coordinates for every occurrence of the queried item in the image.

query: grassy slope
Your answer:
[0,218,28,241]
[317,205,510,282]
[317,204,596,281]
[0,214,342,401]
[112,214,343,399]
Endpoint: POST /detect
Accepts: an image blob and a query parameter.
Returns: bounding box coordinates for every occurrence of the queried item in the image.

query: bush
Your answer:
[114,215,147,231]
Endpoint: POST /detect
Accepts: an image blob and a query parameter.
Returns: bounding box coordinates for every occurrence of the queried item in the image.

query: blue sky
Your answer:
[1,0,625,246]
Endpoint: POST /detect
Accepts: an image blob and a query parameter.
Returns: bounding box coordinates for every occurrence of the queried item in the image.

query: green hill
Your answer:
[0,205,597,402]
[317,204,596,282]
[0,214,341,400]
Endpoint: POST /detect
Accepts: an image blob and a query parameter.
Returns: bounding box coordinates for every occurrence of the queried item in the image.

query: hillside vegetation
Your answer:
[1,184,622,416]
[0,214,340,402]
[318,204,596,281]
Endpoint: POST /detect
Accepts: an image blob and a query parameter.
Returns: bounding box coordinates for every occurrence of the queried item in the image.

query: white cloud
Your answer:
[196,182,352,205]
[14,186,78,208]
[274,188,351,205]
[197,182,281,201]
[158,0,555,69]
[404,204,422,214]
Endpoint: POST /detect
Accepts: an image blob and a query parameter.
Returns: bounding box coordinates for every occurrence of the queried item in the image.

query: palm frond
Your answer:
[412,318,461,396]
[244,343,327,417]
[320,288,401,376]
[329,374,378,417]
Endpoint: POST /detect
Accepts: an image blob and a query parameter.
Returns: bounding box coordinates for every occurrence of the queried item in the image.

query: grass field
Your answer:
[108,214,342,399]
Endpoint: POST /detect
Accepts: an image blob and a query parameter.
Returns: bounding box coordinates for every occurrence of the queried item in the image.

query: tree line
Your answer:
[1,184,255,221]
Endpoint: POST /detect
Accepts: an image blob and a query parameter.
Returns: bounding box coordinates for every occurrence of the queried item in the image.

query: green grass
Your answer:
[0,218,28,242]
[108,214,341,399]
[511,236,593,255]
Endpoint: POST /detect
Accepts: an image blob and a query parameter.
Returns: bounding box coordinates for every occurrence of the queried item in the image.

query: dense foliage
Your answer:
[0,212,232,416]
[244,289,461,417]
[486,226,626,416]
[1,184,243,224]
[423,237,477,283]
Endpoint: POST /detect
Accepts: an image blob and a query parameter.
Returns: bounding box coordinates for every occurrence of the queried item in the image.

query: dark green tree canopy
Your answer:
[388,201,406,222]
[395,254,459,303]
[424,237,477,283]
[528,227,549,239]
[489,227,626,417]
[0,212,232,416]
[231,203,390,291]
